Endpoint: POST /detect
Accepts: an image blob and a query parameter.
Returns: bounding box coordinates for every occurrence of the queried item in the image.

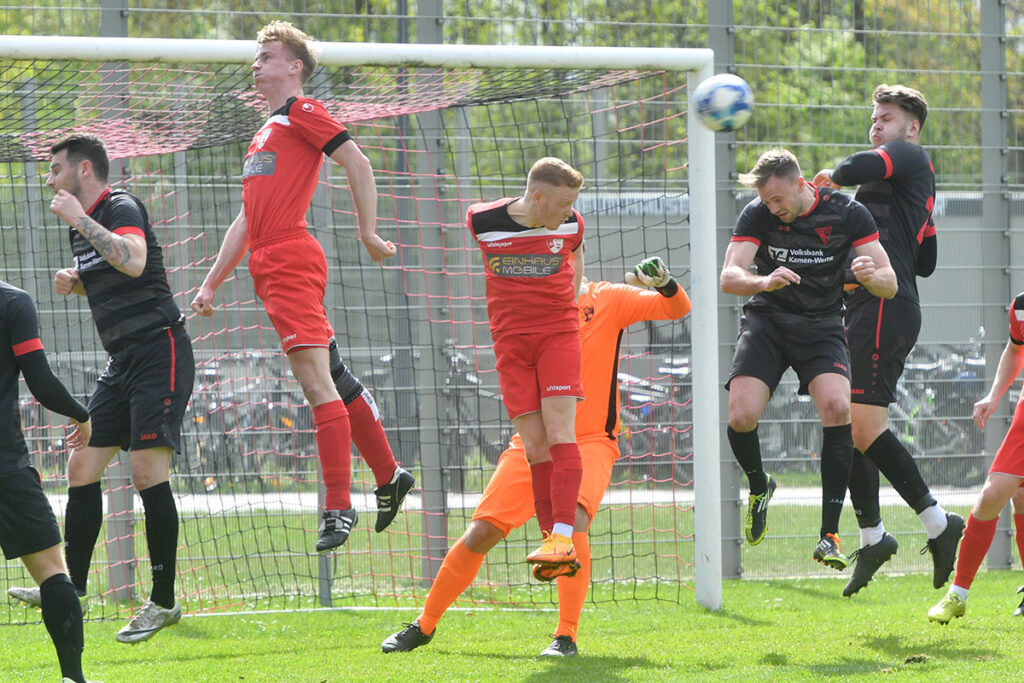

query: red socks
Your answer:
[549,443,583,528]
[953,513,999,590]
[530,461,555,533]
[347,391,399,487]
[313,400,352,510]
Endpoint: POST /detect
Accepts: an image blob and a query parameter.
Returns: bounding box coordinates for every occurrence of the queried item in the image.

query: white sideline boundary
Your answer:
[41,485,979,516]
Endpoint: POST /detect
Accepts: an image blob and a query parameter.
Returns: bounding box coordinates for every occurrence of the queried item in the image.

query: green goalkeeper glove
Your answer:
[625,256,672,288]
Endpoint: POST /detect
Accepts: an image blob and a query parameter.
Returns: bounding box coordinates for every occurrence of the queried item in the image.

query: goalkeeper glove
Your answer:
[626,256,672,289]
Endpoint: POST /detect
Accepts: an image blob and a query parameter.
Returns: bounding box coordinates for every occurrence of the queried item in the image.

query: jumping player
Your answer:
[1,280,93,681]
[382,257,690,656]
[928,292,1024,623]
[464,157,585,566]
[190,21,413,552]
[721,148,897,570]
[814,84,963,596]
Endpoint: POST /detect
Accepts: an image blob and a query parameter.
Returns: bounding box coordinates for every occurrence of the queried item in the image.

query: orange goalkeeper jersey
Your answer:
[575,280,691,441]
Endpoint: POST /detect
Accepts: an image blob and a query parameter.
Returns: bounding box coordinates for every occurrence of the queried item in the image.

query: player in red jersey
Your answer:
[928,292,1024,623]
[191,21,413,553]
[465,157,586,566]
[381,257,691,656]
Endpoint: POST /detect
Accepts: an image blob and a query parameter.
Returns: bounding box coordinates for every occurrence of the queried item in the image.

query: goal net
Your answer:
[0,37,720,622]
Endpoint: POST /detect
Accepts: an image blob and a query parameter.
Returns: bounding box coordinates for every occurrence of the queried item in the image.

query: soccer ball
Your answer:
[692,74,753,132]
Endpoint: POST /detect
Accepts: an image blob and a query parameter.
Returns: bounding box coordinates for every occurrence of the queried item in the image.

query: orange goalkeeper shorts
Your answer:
[472,435,617,535]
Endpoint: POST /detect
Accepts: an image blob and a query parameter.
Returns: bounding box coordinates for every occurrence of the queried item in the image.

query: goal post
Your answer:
[0,36,721,614]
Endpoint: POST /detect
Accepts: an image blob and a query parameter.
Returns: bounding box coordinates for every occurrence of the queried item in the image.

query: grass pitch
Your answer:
[4,569,1024,681]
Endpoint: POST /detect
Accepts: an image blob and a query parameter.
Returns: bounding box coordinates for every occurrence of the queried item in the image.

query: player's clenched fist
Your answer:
[54,267,83,296]
[50,189,86,225]
[190,286,216,317]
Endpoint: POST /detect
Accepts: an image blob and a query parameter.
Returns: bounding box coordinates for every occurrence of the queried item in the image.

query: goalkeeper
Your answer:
[382,257,690,657]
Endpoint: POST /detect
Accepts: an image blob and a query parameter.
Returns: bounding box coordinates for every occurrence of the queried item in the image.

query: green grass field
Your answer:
[4,570,1024,681]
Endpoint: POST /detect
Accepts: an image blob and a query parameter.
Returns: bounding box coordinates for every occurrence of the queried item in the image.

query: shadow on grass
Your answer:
[522,654,659,681]
[863,632,999,662]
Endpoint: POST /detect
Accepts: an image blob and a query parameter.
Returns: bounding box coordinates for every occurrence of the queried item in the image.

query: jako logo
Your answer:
[767,246,788,262]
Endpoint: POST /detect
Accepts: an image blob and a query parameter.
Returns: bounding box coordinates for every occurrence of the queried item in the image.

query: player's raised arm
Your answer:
[191,207,250,317]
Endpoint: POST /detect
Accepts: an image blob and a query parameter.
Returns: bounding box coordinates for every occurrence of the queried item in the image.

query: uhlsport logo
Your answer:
[255,128,272,149]
[302,102,315,113]
[547,238,564,253]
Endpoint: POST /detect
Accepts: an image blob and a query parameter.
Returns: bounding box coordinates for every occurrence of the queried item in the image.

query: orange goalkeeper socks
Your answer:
[555,531,591,640]
[417,538,486,635]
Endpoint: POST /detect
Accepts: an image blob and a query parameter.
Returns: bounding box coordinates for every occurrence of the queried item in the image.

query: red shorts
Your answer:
[493,329,583,420]
[472,435,616,535]
[990,398,1024,477]
[249,232,333,354]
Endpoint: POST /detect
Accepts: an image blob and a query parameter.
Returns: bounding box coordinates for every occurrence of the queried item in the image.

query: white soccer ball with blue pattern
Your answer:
[693,74,753,132]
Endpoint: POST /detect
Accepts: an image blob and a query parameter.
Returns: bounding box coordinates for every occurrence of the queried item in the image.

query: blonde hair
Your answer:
[527,157,584,190]
[737,148,802,189]
[257,20,319,84]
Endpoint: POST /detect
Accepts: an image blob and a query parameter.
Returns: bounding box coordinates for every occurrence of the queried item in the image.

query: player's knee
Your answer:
[728,410,759,433]
[463,520,504,553]
[66,449,109,486]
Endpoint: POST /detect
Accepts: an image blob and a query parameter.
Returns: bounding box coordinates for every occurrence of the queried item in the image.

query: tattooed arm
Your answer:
[50,189,147,277]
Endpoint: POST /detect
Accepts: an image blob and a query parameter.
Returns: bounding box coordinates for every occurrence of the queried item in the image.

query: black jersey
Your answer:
[731,186,879,314]
[0,282,42,471]
[833,140,935,306]
[71,188,182,354]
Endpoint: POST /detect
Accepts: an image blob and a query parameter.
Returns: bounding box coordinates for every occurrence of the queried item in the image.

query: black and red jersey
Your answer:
[833,140,935,306]
[72,188,181,354]
[0,282,45,470]
[242,96,351,248]
[466,198,584,337]
[731,186,879,314]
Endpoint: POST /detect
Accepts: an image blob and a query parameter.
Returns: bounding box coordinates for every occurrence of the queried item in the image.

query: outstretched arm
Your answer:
[329,139,395,262]
[191,207,250,317]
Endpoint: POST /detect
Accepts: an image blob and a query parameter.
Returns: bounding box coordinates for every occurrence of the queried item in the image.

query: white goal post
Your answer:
[0,35,722,610]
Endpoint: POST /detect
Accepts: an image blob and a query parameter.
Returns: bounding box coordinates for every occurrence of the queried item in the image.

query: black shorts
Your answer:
[846,295,921,406]
[726,307,850,395]
[0,466,60,559]
[89,324,195,453]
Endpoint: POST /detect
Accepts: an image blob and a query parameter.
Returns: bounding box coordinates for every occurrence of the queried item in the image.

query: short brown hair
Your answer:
[527,157,584,190]
[51,134,110,183]
[257,20,319,84]
[737,148,801,189]
[873,83,928,129]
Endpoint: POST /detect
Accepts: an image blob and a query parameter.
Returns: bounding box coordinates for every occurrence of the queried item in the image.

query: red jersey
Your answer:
[242,96,351,248]
[1010,292,1024,344]
[466,198,584,337]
